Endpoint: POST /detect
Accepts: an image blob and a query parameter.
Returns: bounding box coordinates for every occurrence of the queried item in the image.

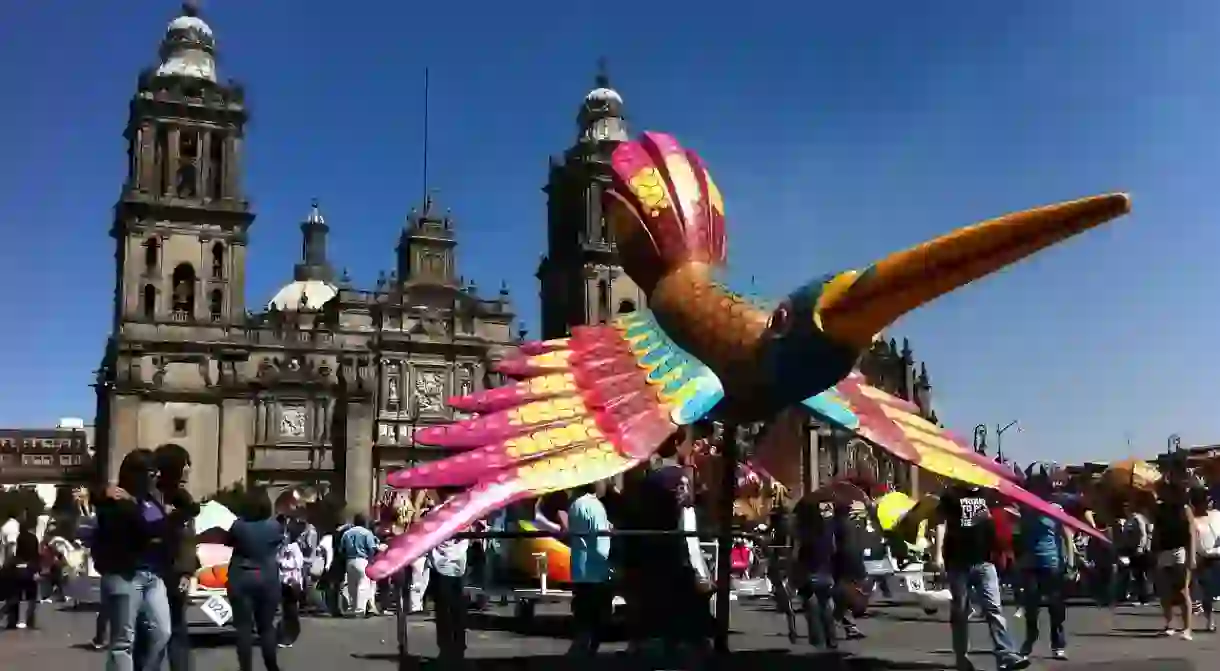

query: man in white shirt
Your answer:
[428,488,470,662]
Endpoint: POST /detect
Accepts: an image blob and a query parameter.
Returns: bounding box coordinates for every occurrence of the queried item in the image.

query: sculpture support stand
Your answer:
[714,421,739,654]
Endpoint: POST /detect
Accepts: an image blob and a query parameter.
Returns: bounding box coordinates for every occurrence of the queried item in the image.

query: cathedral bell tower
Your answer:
[111,2,252,329]
[537,64,644,339]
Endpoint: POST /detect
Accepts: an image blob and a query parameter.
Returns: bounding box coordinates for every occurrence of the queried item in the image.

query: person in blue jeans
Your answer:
[1018,469,1075,660]
[792,496,840,649]
[94,449,173,671]
[933,484,1030,671]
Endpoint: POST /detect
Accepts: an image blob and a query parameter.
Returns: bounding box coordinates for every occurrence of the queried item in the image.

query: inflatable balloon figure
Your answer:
[367,131,1127,580]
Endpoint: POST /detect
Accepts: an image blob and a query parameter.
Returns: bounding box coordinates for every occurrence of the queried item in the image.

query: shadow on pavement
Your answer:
[462,611,739,642]
[353,649,951,671]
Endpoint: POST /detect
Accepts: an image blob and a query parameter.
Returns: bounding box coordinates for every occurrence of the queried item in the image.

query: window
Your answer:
[211,242,225,279]
[209,133,224,199]
[173,417,188,437]
[171,263,196,318]
[144,237,159,271]
[42,439,54,448]
[142,284,157,319]
[155,126,169,193]
[596,280,610,323]
[22,454,35,466]
[60,454,72,466]
[209,289,224,322]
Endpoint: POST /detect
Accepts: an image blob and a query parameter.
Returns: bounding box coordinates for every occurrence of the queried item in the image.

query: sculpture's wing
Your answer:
[366,311,724,580]
[800,372,1107,543]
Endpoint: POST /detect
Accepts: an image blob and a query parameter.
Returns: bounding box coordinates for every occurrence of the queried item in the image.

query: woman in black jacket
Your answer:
[95,448,174,671]
[2,515,41,629]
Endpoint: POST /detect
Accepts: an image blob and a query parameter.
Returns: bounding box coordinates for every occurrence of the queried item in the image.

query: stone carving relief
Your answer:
[415,370,445,415]
[280,405,307,439]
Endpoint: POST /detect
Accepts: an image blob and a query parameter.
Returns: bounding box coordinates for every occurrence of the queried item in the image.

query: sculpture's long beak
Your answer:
[818,193,1131,348]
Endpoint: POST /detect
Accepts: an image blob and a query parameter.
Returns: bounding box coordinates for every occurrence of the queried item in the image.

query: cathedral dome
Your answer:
[267,280,338,313]
[585,87,623,106]
[155,3,218,82]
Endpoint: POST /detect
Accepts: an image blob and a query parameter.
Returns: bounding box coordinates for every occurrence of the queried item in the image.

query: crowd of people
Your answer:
[7,444,1220,671]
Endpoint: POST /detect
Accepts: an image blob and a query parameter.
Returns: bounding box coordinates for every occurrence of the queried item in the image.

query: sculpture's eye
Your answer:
[768,303,792,335]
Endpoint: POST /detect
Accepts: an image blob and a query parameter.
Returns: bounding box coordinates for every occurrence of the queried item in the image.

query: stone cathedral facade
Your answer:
[92,6,532,514]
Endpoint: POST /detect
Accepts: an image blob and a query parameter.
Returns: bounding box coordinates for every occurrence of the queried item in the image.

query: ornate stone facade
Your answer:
[92,6,518,514]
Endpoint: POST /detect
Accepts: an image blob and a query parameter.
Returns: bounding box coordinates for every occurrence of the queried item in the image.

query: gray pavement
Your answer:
[0,597,1206,670]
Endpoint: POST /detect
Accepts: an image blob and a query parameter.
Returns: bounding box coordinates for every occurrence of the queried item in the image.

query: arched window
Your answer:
[142,284,156,319]
[171,263,196,318]
[208,289,224,322]
[617,299,636,315]
[144,237,159,271]
[211,242,225,279]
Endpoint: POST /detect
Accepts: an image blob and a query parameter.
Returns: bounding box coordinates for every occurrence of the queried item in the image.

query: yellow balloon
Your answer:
[875,491,915,531]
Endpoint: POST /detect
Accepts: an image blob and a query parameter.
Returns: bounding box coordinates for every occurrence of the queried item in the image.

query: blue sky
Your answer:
[1,1,1217,464]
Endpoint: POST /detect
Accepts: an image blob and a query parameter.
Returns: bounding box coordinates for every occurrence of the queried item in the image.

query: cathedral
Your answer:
[94,5,944,513]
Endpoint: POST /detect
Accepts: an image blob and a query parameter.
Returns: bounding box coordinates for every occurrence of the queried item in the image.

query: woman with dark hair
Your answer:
[153,443,200,671]
[203,487,284,671]
[95,448,173,671]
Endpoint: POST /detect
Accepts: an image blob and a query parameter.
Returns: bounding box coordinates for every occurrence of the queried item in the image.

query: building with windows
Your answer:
[0,425,94,487]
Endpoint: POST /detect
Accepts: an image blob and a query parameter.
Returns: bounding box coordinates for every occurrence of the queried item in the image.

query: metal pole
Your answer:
[996,420,1018,463]
[714,421,739,654]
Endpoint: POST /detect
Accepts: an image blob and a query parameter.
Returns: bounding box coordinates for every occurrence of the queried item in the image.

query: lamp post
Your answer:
[972,424,988,456]
[995,420,1020,463]
[1167,433,1182,479]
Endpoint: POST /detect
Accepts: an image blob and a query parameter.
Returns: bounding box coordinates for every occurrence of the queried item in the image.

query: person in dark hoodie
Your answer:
[94,448,173,671]
[2,514,41,629]
[152,444,200,671]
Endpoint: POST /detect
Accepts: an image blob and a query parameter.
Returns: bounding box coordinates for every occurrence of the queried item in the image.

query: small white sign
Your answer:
[200,594,233,626]
[901,574,925,593]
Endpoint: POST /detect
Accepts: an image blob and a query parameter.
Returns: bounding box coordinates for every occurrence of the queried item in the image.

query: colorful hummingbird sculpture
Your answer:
[366,131,1129,580]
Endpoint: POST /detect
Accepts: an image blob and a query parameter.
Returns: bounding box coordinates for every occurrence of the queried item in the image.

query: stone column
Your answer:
[107,394,141,483]
[344,401,375,517]
[218,399,251,492]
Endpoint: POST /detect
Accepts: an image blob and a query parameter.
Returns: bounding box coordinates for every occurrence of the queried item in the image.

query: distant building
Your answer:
[0,426,94,486]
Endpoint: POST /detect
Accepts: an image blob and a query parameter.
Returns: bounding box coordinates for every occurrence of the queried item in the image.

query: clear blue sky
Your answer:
[1,1,1216,464]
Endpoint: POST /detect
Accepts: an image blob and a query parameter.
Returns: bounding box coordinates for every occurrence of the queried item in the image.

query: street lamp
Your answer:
[995,420,1020,463]
[972,424,988,455]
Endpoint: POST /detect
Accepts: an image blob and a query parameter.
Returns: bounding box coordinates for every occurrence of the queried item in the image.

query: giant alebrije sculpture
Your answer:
[366,131,1129,580]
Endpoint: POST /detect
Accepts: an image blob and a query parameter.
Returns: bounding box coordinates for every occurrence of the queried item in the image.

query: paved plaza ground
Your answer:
[0,596,1208,670]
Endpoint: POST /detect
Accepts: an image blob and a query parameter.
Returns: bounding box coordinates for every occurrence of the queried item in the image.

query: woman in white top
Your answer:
[276,527,306,647]
[1190,488,1220,632]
